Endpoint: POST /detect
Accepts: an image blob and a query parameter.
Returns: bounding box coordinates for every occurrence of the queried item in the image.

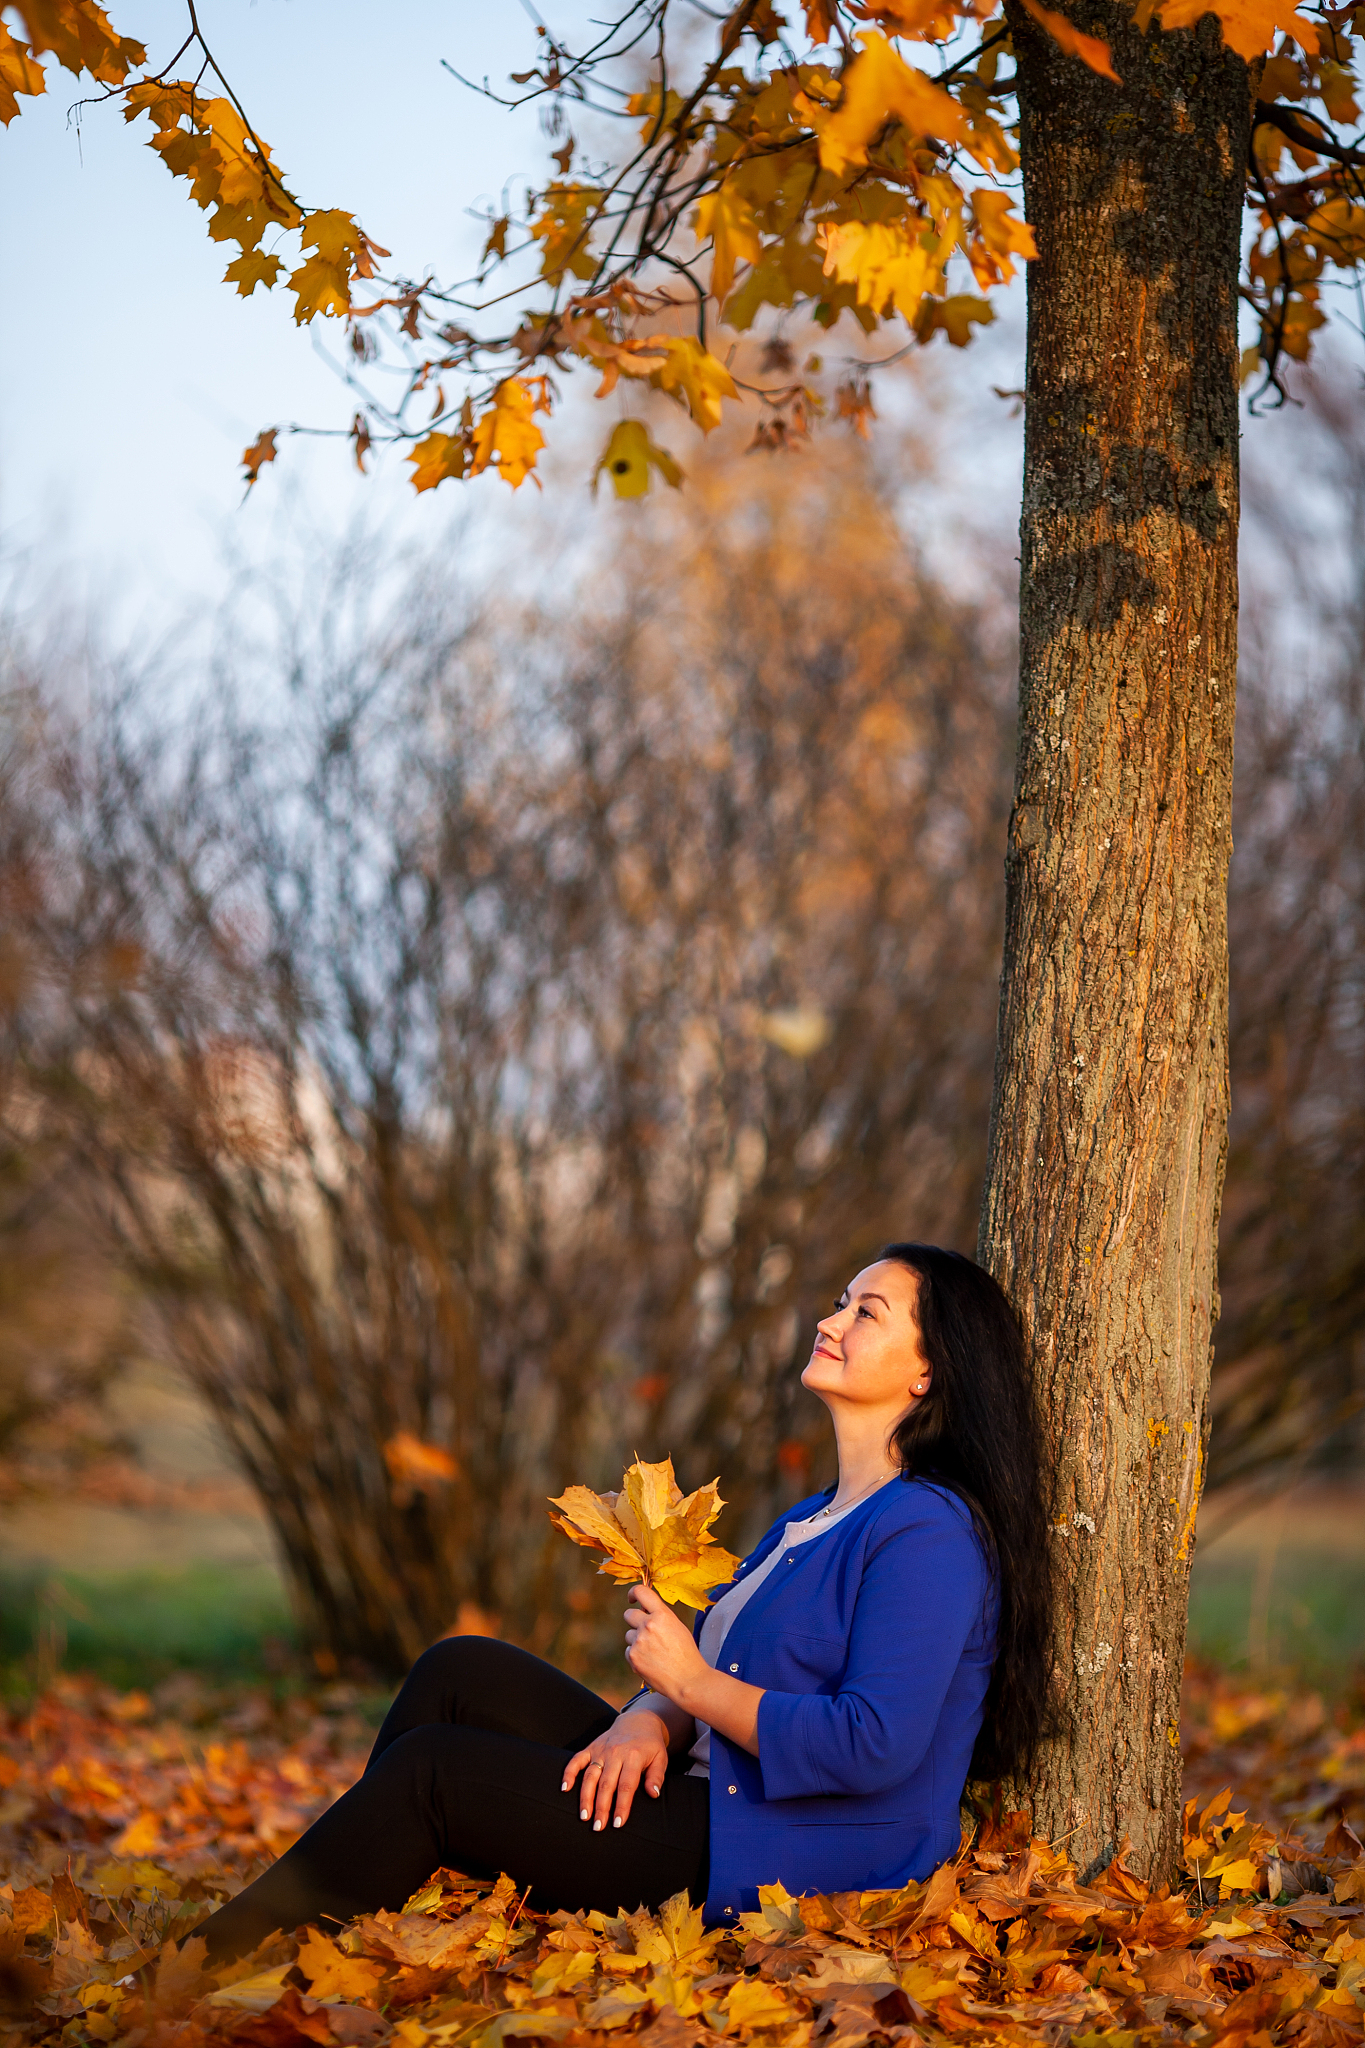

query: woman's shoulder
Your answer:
[864,1475,984,1545]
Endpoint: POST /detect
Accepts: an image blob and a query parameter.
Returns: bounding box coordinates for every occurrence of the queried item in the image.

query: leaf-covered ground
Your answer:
[2,1665,1362,2048]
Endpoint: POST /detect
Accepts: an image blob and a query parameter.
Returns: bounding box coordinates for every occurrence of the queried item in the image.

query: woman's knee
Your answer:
[373,1721,462,1781]
[403,1633,519,1698]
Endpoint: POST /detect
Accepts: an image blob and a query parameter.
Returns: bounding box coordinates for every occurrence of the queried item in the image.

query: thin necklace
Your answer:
[817,1471,894,1518]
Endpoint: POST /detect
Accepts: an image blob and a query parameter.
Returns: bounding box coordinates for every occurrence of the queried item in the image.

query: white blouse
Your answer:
[687,1492,868,1778]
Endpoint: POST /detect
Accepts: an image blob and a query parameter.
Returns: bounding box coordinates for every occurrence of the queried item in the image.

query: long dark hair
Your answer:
[879,1242,1053,1782]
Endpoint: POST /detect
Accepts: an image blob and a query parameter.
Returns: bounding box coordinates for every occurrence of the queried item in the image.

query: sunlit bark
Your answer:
[980,5,1251,1878]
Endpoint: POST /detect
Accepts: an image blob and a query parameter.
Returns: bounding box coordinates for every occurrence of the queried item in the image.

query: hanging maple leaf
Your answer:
[240,429,278,488]
[1017,0,1119,79]
[468,378,548,488]
[817,32,969,177]
[407,430,467,493]
[646,338,739,431]
[0,27,47,123]
[548,1455,739,1608]
[1157,0,1320,57]
[694,184,764,304]
[594,419,683,498]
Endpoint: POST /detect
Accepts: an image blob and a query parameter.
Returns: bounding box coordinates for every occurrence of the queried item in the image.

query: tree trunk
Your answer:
[980,4,1251,1879]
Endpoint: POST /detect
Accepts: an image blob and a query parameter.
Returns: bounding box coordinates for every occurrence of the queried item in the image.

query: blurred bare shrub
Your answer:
[0,449,1016,1671]
[4,418,1359,1673]
[1211,381,1365,1492]
[0,686,136,1500]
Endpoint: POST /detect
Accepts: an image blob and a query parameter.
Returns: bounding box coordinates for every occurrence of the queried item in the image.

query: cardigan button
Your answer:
[728,1784,738,1794]
[724,1907,734,1916]
[728,1662,739,1673]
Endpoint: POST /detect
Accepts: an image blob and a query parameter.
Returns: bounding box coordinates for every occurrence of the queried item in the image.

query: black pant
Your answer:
[198,1638,710,1961]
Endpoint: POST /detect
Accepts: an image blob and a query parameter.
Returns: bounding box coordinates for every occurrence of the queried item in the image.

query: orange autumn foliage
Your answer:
[3,2,1362,484]
[0,1668,1362,2048]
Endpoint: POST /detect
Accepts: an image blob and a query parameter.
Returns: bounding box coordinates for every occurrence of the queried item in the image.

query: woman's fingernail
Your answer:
[561,1782,569,1793]
[593,1819,603,1832]
[613,1816,623,1828]
[580,1809,589,1820]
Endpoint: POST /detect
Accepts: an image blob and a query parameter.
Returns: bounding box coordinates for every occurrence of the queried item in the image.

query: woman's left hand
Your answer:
[624,1583,708,1703]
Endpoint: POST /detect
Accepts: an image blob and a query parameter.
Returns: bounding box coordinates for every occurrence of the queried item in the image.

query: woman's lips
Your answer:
[811,1346,839,1362]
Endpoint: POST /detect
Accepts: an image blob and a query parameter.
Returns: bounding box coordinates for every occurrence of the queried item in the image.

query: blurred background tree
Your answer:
[0,413,1360,1679]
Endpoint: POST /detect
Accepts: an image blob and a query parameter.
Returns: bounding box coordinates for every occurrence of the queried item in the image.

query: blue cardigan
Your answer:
[696,1475,996,1925]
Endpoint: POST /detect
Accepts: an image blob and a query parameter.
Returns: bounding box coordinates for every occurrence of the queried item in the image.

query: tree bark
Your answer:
[980,5,1251,1878]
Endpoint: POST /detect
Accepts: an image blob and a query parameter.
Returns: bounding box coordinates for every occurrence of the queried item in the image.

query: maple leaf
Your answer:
[858,0,968,38]
[483,214,512,267]
[0,27,46,124]
[112,1810,160,1857]
[818,33,968,177]
[914,293,996,345]
[820,218,948,323]
[9,1885,57,1936]
[350,412,373,473]
[968,190,1039,288]
[407,431,467,493]
[208,1963,298,2012]
[10,0,145,83]
[647,337,740,431]
[468,378,548,488]
[384,1430,459,1489]
[594,419,683,498]
[300,207,366,265]
[1318,59,1361,124]
[1156,0,1320,56]
[289,253,352,323]
[694,184,764,303]
[241,429,279,489]
[225,249,284,297]
[548,1455,740,1608]
[801,0,838,35]
[1018,0,1120,79]
[295,1928,387,2001]
[530,183,603,284]
[150,1934,211,2012]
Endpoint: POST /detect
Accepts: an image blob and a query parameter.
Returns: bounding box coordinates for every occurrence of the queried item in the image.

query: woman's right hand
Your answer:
[562,1707,671,1831]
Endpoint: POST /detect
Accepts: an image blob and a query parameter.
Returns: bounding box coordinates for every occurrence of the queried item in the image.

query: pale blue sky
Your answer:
[9,1,1326,641]
[1,2,569,626]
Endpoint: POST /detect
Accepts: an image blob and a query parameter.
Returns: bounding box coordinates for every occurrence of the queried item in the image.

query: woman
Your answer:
[200,1243,1051,1959]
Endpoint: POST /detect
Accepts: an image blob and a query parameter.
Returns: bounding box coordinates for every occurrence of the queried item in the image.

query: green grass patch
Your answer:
[2,1543,1359,1700]
[0,1563,295,1692]
[1186,1544,1365,1687]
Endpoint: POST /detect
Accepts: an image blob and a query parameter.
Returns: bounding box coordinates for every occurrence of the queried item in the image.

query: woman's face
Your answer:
[801,1259,932,1420]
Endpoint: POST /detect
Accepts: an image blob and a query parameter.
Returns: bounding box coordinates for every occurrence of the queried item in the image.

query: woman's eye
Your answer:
[857,1305,873,1319]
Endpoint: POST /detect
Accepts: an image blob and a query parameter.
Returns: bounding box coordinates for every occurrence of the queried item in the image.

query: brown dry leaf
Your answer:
[241,429,279,489]
[1325,1816,1364,1862]
[9,1887,57,1937]
[2,1665,1365,2048]
[152,1932,212,2010]
[228,1985,340,2045]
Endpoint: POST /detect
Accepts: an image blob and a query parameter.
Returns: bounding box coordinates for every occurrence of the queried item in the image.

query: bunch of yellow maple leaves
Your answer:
[548,1459,740,1611]
[1,1665,1363,2048]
